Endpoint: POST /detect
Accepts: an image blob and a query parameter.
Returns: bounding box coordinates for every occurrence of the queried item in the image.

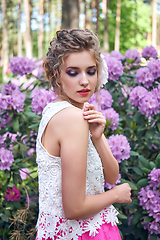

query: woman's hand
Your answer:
[83,103,106,139]
[112,183,132,204]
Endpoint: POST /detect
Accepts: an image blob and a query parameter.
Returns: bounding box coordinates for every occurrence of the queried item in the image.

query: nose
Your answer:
[80,72,89,87]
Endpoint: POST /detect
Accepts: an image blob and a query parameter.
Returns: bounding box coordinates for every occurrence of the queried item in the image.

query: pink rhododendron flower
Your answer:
[19,168,30,180]
[4,185,21,202]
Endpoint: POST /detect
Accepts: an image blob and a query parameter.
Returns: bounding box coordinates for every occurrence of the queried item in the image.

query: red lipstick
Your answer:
[77,89,90,96]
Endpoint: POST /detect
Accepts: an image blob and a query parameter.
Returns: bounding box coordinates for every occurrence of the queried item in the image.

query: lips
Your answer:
[77,89,90,96]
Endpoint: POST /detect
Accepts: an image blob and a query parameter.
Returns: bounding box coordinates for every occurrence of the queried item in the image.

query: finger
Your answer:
[84,103,96,111]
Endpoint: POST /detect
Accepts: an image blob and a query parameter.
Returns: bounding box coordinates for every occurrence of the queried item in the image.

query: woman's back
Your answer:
[36,101,119,240]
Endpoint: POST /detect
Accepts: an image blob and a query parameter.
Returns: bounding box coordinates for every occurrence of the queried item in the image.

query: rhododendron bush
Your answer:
[0,47,160,240]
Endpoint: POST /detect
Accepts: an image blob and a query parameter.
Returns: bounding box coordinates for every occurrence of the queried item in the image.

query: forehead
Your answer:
[63,51,96,68]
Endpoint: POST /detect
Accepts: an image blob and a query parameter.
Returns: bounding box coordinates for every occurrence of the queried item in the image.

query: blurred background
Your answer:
[0,0,160,82]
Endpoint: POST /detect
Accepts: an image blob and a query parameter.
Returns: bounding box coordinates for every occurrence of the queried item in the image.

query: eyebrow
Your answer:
[66,65,97,70]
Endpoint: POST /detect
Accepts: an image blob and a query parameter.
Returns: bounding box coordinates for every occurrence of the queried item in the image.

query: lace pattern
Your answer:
[36,101,119,240]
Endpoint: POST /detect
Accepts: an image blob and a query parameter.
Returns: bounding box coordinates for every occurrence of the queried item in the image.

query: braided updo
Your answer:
[43,29,102,95]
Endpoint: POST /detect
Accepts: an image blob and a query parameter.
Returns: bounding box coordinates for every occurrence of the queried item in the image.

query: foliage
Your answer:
[0,46,160,240]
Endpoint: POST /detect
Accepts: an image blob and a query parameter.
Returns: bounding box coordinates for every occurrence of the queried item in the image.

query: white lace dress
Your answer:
[36,101,119,240]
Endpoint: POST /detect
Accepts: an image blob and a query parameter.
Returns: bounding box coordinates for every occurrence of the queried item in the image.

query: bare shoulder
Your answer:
[49,106,89,136]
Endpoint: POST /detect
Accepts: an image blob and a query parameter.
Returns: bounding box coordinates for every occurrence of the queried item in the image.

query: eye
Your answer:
[66,70,78,76]
[87,68,97,75]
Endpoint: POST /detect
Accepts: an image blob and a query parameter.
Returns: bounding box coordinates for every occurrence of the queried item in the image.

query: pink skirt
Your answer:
[35,222,122,240]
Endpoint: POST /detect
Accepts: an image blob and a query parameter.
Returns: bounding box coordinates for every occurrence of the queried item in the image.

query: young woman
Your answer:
[35,29,132,240]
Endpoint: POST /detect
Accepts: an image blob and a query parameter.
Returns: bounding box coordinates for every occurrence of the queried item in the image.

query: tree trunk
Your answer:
[152,0,158,47]
[24,0,32,58]
[2,0,9,80]
[114,0,121,51]
[18,0,22,57]
[103,0,109,53]
[96,0,99,34]
[62,0,79,29]
[38,0,44,59]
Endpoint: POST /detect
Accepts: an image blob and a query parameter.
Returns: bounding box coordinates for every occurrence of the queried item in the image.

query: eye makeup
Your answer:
[66,66,97,77]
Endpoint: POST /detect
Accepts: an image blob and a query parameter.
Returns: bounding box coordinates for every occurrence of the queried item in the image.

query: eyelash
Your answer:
[66,69,97,77]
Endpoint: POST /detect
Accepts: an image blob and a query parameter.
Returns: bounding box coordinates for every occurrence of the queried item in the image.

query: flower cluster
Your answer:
[103,108,119,131]
[4,185,21,202]
[0,147,14,171]
[104,56,123,81]
[142,45,158,59]
[0,82,25,113]
[31,87,57,115]
[125,49,141,63]
[89,89,119,131]
[107,134,131,163]
[129,86,160,118]
[138,168,160,235]
[10,56,36,76]
[135,67,154,88]
[0,132,17,150]
[88,89,113,111]
[109,50,124,61]
[147,58,160,80]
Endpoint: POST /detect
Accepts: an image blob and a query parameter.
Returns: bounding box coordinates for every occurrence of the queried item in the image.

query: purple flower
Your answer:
[88,89,113,111]
[0,113,11,130]
[4,186,21,202]
[99,89,113,109]
[142,45,158,59]
[10,56,36,76]
[31,88,57,115]
[129,86,148,107]
[138,92,159,118]
[19,168,30,180]
[0,132,17,150]
[0,147,14,171]
[105,174,121,189]
[147,58,160,80]
[148,168,160,188]
[138,168,160,235]
[104,56,123,81]
[125,49,141,63]
[109,51,124,61]
[107,134,131,163]
[32,59,44,78]
[151,85,160,103]
[103,108,119,131]
[0,83,25,113]
[135,67,154,88]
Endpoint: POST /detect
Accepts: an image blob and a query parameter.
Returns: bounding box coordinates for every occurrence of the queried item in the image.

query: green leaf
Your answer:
[118,213,128,219]
[137,178,148,188]
[155,153,160,168]
[149,161,156,170]
[28,123,39,129]
[130,151,139,156]
[131,211,143,225]
[133,167,142,175]
[141,167,151,174]
[14,201,22,209]
[0,213,9,222]
[143,216,153,223]
[150,234,158,240]
[13,117,19,132]
[138,155,150,169]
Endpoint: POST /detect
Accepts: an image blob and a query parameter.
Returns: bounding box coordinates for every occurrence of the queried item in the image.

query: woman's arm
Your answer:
[92,134,119,185]
[83,103,119,184]
[56,107,131,220]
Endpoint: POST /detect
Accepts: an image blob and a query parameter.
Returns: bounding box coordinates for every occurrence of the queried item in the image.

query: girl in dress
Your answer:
[35,29,132,240]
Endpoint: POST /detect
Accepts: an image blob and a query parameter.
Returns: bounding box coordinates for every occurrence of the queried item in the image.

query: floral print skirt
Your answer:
[35,222,122,240]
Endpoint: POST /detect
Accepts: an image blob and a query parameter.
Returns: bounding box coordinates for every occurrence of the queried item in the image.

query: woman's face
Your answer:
[59,51,98,109]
